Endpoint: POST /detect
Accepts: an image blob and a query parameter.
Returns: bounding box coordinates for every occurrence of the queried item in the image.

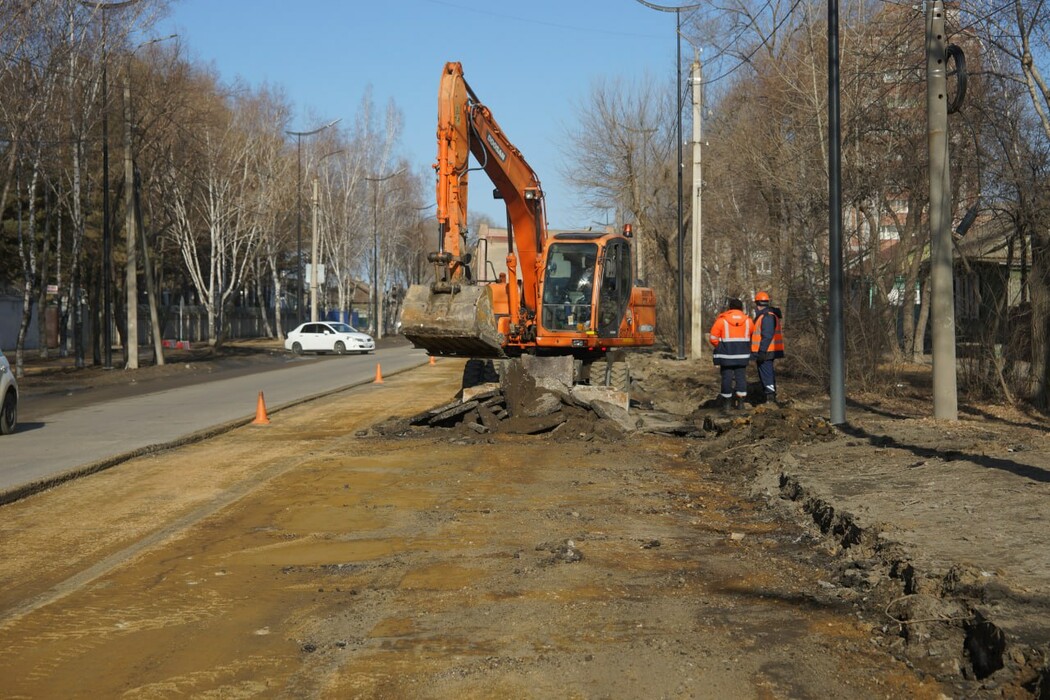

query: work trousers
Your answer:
[756,359,776,395]
[719,365,747,397]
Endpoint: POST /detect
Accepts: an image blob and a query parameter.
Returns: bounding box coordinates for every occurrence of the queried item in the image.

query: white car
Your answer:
[0,349,17,435]
[284,322,375,356]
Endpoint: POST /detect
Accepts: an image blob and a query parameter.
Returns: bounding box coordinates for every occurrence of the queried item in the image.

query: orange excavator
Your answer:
[401,62,656,383]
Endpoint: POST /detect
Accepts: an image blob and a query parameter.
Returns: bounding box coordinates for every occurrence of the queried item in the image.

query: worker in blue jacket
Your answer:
[751,291,785,404]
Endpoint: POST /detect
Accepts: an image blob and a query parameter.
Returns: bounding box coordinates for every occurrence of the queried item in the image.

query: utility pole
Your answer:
[123,34,176,368]
[365,169,404,339]
[123,74,137,368]
[927,0,958,420]
[689,51,704,360]
[635,0,702,361]
[133,165,164,365]
[101,32,113,368]
[82,0,141,368]
[310,177,320,322]
[122,34,175,366]
[827,0,846,425]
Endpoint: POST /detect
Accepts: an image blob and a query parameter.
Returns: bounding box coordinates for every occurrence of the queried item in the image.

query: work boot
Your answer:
[732,395,745,411]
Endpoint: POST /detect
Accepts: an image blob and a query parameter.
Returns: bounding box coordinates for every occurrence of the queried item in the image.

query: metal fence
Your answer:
[0,296,296,351]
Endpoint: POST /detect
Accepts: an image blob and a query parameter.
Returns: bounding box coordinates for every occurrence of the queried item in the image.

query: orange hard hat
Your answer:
[755,291,770,303]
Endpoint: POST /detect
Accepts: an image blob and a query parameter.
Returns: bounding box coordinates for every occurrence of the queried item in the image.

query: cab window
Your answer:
[540,243,598,331]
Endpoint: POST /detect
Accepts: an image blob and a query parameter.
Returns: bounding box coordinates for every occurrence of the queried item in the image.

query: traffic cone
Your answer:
[251,391,270,425]
[374,363,384,384]
[429,355,436,365]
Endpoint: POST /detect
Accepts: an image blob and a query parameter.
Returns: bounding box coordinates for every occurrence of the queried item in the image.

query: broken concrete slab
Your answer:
[523,392,563,418]
[520,354,575,385]
[589,399,640,432]
[570,385,629,413]
[462,383,501,403]
[428,400,480,425]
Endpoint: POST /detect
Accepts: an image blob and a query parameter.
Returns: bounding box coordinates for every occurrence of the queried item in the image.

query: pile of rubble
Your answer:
[369,355,701,440]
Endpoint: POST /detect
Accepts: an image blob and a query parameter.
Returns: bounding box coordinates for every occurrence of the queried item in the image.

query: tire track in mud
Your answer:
[0,455,309,632]
[0,363,469,698]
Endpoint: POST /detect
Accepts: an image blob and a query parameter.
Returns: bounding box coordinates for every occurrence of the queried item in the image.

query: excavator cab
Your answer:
[539,233,634,340]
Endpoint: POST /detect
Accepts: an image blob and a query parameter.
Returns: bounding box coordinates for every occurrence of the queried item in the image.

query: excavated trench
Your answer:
[773,468,1048,696]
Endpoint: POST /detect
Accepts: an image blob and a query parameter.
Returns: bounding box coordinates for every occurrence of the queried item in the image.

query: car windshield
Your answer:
[327,323,357,334]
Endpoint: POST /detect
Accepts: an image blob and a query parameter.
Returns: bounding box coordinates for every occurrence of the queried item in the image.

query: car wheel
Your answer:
[334,341,346,355]
[291,342,303,355]
[0,391,16,435]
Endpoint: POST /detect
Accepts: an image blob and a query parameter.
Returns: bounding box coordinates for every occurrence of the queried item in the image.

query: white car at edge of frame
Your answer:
[284,321,376,356]
[0,349,18,435]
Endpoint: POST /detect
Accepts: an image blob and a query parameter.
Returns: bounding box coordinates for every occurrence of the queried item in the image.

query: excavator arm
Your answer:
[402,62,547,357]
[433,61,547,310]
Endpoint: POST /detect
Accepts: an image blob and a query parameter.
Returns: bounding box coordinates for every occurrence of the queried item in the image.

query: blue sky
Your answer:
[158,0,681,228]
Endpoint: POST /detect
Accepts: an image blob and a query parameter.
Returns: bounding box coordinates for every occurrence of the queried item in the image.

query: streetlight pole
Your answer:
[82,0,140,368]
[827,0,846,425]
[286,119,340,326]
[365,169,404,339]
[635,0,702,361]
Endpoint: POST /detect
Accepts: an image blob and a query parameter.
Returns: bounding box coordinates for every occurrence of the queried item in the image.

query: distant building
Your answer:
[475,223,510,282]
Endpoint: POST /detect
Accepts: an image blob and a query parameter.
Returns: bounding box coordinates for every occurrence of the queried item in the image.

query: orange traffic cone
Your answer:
[429,355,436,365]
[252,391,270,425]
[374,363,384,384]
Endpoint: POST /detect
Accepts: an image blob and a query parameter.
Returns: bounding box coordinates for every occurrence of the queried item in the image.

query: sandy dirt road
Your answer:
[0,360,946,698]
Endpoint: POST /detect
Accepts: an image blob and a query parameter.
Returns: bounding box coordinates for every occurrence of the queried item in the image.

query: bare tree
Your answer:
[962,0,1050,405]
[163,78,272,346]
[563,74,679,347]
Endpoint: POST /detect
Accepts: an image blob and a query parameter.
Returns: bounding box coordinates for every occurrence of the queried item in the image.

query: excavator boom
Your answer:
[402,62,546,356]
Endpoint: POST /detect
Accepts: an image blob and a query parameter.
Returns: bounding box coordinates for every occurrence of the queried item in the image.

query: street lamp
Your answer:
[286,118,340,325]
[365,169,404,339]
[635,0,702,361]
[123,33,176,369]
[82,0,140,368]
[310,148,344,322]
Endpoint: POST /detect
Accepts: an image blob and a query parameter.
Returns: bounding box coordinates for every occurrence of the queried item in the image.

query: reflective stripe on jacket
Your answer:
[751,307,785,358]
[709,309,755,366]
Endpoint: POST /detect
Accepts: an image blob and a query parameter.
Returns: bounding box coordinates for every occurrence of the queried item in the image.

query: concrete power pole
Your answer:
[123,77,138,369]
[926,0,958,420]
[689,53,704,360]
[310,177,320,322]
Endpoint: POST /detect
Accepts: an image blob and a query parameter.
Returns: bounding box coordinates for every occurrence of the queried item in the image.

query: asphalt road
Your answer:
[0,344,430,500]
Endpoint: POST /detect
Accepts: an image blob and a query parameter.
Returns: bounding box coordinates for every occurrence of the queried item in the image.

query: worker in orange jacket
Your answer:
[709,298,755,411]
[751,291,785,404]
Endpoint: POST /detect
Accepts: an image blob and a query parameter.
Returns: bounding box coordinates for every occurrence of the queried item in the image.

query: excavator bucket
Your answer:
[401,283,505,358]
